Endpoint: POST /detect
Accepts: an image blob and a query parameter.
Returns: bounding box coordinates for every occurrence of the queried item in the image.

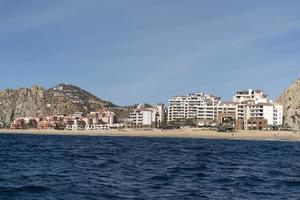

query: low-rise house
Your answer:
[38,120,54,130]
[11,118,38,129]
[246,118,268,130]
[10,118,26,129]
[217,113,237,131]
[85,124,109,130]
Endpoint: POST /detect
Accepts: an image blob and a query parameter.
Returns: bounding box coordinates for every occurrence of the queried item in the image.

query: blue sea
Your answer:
[0,134,300,199]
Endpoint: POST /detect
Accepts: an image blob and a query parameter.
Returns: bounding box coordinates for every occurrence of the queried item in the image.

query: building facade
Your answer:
[167,92,237,126]
[167,89,283,130]
[128,104,165,128]
[129,110,153,127]
[233,89,283,129]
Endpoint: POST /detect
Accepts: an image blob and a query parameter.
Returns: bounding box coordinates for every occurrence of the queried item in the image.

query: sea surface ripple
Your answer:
[0,133,300,199]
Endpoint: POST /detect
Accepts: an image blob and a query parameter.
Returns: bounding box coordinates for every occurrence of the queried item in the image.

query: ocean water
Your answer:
[0,134,300,200]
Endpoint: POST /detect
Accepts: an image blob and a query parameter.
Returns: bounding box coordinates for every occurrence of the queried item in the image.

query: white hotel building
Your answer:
[233,89,283,128]
[129,110,153,126]
[167,92,236,125]
[129,104,165,128]
[167,89,283,129]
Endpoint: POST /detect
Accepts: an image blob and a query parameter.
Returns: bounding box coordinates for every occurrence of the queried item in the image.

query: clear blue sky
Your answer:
[0,0,299,105]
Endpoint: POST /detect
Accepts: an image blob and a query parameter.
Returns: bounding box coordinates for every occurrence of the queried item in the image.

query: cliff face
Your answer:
[0,84,116,127]
[277,79,300,131]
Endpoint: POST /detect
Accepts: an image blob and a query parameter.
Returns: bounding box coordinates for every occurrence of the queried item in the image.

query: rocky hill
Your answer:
[277,78,300,131]
[0,83,116,127]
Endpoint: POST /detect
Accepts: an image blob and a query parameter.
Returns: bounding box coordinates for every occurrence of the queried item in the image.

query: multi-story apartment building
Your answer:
[147,103,165,127]
[167,89,283,130]
[167,92,237,125]
[100,111,116,126]
[128,104,165,128]
[273,104,283,126]
[233,89,283,129]
[129,110,153,127]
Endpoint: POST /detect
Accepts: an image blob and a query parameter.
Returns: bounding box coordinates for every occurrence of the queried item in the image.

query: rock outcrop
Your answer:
[0,83,116,127]
[277,78,300,131]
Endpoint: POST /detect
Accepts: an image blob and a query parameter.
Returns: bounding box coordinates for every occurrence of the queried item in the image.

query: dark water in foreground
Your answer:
[0,134,300,200]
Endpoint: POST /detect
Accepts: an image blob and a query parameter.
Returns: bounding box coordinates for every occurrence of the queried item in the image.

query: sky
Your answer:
[0,0,299,105]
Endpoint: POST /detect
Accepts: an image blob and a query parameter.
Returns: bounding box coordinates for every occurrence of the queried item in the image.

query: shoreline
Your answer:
[0,128,299,141]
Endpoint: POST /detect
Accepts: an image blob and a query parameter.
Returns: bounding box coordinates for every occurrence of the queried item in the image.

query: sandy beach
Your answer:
[0,128,299,141]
